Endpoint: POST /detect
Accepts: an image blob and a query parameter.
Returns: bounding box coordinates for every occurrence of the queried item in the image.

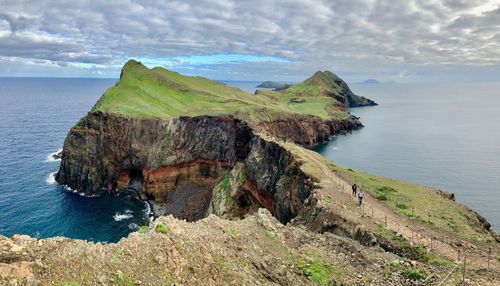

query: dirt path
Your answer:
[290,145,497,271]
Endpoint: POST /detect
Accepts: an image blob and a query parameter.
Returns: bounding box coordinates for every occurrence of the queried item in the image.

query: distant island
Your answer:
[358,79,381,84]
[255,81,291,90]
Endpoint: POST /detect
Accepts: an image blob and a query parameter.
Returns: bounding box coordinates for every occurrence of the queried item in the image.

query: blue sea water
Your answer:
[0,79,498,243]
[0,78,150,242]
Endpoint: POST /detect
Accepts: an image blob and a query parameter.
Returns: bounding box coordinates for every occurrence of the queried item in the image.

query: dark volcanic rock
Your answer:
[56,112,314,223]
[254,115,363,146]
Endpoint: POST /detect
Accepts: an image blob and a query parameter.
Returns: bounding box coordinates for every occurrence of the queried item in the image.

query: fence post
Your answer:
[488,247,491,270]
[384,216,387,227]
[457,248,460,262]
[462,253,467,283]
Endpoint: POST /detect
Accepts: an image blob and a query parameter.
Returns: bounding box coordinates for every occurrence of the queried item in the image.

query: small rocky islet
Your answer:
[1,60,498,285]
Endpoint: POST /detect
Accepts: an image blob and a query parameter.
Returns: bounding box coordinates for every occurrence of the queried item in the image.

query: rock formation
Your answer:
[56,60,373,223]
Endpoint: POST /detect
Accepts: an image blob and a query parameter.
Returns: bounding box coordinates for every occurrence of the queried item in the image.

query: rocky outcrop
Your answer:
[56,112,314,223]
[254,115,363,146]
[5,210,480,286]
[305,71,377,107]
[255,81,291,90]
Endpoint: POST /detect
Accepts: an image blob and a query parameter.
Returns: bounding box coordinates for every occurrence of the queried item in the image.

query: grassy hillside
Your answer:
[256,70,377,108]
[92,60,354,123]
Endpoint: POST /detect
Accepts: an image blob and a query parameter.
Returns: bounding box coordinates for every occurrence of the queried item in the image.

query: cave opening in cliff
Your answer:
[124,168,144,193]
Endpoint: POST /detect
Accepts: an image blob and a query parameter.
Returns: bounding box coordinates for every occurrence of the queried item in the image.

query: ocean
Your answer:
[0,79,497,243]
[0,78,150,242]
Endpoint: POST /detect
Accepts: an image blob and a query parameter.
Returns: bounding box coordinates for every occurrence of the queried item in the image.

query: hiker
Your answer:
[357,189,364,207]
[352,183,357,196]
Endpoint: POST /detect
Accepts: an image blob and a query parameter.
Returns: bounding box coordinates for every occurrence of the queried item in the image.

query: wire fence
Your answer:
[330,171,496,284]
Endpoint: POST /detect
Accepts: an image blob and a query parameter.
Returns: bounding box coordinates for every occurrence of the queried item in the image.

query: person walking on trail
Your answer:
[352,184,357,196]
[357,190,364,207]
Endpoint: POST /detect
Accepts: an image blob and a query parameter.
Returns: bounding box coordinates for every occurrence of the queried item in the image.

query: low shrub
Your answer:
[402,269,427,280]
[138,225,148,234]
[155,223,170,234]
[396,203,408,210]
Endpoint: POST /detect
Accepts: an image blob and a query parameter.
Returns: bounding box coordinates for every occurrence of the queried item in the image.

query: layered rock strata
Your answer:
[56,112,314,223]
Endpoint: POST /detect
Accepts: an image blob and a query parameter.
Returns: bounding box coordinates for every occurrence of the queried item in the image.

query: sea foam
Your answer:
[113,212,133,221]
[46,172,57,184]
[46,148,63,162]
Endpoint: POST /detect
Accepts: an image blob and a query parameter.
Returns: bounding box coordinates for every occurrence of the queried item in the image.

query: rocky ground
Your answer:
[4,209,498,286]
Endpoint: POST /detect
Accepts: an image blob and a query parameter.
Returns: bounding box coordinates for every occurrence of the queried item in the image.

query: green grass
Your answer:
[91,60,352,124]
[402,269,428,280]
[296,256,339,285]
[212,173,233,205]
[329,163,493,242]
[138,225,148,234]
[377,226,429,261]
[155,223,170,234]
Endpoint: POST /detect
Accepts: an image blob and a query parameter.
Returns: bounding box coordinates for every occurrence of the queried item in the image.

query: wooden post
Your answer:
[384,216,387,227]
[371,207,374,217]
[488,247,491,270]
[457,248,460,262]
[462,253,467,283]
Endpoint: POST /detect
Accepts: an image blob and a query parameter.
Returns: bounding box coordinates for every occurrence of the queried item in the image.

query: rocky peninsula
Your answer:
[1,60,498,285]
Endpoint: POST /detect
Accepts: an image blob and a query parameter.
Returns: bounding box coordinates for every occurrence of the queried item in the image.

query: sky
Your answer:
[0,0,499,83]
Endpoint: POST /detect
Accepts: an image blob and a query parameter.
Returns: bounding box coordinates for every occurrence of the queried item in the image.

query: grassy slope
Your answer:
[92,60,351,123]
[330,163,494,242]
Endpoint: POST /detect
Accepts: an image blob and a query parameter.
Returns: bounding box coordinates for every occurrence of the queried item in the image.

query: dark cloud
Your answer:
[0,0,498,81]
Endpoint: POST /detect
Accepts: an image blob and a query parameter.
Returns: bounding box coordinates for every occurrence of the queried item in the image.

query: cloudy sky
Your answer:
[0,0,499,82]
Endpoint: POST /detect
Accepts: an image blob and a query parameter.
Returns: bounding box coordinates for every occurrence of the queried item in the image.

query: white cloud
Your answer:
[0,0,498,81]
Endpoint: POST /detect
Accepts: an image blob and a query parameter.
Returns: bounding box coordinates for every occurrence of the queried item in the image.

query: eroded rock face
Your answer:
[57,112,251,194]
[255,116,363,146]
[56,112,314,223]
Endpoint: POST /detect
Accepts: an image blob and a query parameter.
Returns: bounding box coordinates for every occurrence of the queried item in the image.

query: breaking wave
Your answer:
[46,148,63,162]
[113,211,133,221]
[46,172,57,184]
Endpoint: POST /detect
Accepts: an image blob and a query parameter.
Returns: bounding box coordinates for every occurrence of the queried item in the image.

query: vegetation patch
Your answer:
[138,225,149,234]
[374,186,397,201]
[402,268,427,281]
[155,223,170,235]
[376,227,428,262]
[428,256,455,267]
[296,257,339,286]
[59,283,78,286]
[213,173,233,205]
[396,203,409,210]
